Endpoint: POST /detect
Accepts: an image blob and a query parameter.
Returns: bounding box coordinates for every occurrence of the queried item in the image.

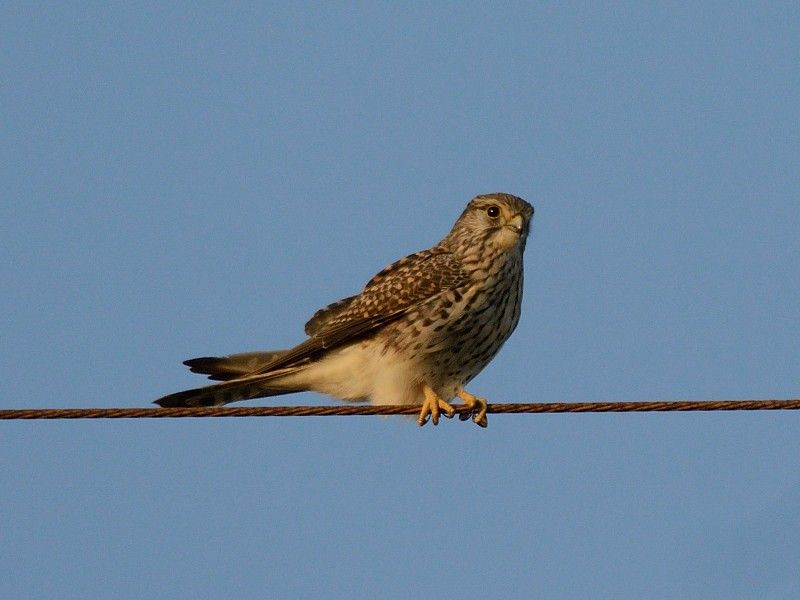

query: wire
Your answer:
[1,399,800,420]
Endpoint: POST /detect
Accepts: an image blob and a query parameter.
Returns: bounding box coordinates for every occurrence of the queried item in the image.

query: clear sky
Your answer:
[2,3,799,599]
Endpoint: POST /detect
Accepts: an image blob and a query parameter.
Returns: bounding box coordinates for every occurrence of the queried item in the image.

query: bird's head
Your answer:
[444,193,534,256]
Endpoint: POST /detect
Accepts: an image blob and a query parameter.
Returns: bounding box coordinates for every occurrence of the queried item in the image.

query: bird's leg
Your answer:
[457,387,488,428]
[418,383,456,426]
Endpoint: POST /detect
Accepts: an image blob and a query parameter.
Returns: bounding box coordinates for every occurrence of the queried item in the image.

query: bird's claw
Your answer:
[458,408,488,427]
[418,387,456,426]
[457,389,488,428]
[418,385,488,428]
[417,400,456,427]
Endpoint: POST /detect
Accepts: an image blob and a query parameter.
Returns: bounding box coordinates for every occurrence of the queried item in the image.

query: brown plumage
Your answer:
[156,193,534,427]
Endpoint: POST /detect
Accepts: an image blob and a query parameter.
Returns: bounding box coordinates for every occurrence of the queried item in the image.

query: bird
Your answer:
[155,193,534,427]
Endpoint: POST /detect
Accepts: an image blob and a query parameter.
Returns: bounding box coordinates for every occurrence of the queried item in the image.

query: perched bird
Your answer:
[155,193,534,427]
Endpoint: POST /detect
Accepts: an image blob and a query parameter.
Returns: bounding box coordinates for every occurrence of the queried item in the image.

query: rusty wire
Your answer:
[1,399,800,420]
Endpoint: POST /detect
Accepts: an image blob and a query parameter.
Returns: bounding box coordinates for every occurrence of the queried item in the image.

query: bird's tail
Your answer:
[154,350,306,408]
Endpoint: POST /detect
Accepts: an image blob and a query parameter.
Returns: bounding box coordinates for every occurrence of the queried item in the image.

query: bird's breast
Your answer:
[386,253,524,390]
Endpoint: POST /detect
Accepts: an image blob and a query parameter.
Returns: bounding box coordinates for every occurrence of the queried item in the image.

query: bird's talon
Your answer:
[419,385,455,428]
[457,388,488,428]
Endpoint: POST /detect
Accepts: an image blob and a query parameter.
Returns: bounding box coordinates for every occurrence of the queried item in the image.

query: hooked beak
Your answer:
[506,213,524,234]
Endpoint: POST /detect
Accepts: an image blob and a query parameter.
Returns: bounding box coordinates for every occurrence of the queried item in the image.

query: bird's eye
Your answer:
[486,206,500,218]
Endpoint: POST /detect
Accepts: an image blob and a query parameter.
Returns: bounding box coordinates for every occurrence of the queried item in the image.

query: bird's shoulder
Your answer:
[304,246,467,337]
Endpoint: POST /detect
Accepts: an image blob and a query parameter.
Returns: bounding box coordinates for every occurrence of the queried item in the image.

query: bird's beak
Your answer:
[506,213,524,234]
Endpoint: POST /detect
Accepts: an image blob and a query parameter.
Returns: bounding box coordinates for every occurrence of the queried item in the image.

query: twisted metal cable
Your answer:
[1,399,800,419]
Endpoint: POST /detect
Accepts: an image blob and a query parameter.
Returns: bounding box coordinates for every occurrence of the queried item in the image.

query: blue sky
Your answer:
[2,3,799,598]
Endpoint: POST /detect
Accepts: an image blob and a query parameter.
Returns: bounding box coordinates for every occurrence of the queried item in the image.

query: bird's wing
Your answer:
[305,248,467,335]
[303,295,360,337]
[252,247,470,374]
[184,350,289,381]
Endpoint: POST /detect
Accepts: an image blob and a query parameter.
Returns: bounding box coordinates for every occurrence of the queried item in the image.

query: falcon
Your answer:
[155,193,534,427]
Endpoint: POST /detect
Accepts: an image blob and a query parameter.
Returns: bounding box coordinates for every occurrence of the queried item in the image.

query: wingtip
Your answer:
[153,389,201,408]
[183,356,216,369]
[153,394,181,408]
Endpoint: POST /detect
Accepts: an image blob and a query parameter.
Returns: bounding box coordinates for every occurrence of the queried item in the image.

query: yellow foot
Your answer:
[418,384,456,426]
[457,388,488,428]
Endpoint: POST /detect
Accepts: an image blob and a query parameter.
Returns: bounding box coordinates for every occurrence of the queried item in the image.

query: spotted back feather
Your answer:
[304,249,469,339]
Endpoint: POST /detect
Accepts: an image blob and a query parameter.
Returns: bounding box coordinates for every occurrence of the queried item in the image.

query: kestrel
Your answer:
[156,193,534,427]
